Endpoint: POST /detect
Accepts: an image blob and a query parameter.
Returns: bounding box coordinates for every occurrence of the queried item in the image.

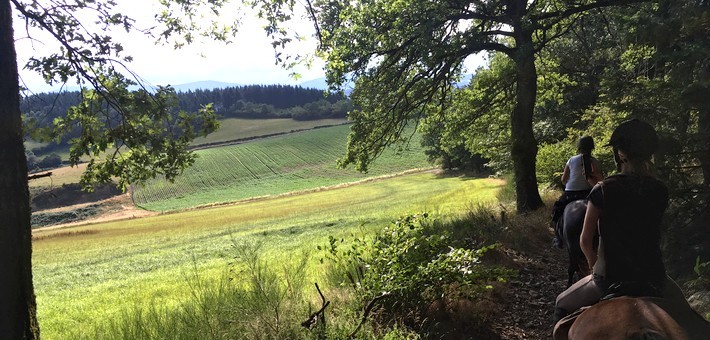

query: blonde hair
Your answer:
[620,151,656,177]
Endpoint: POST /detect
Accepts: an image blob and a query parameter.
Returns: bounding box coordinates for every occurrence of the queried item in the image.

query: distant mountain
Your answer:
[296,74,474,92]
[31,73,474,95]
[170,79,331,92]
[299,77,357,94]
[170,80,242,92]
[298,78,328,90]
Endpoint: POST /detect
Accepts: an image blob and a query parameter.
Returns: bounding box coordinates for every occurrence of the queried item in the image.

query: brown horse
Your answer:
[554,296,710,340]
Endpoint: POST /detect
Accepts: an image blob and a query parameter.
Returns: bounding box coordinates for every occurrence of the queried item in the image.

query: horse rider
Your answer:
[550,136,604,248]
[553,119,691,327]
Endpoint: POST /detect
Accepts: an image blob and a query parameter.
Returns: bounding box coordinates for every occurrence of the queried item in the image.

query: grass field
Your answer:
[191,117,348,146]
[132,124,431,211]
[27,118,348,163]
[29,163,88,188]
[32,173,505,339]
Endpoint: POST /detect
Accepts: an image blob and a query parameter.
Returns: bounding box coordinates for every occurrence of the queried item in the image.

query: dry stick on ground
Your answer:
[302,283,330,330]
[348,292,392,339]
[28,172,52,181]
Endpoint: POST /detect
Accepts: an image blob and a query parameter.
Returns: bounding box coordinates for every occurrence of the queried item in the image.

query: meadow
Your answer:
[190,117,348,146]
[132,124,431,211]
[32,172,505,339]
[28,118,348,187]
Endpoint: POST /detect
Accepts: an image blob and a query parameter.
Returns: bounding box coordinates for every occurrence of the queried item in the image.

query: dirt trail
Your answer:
[491,244,568,339]
[32,193,158,232]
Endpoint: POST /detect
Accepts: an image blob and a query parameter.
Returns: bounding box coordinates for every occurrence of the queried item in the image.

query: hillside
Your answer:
[132,124,430,211]
[22,85,350,160]
[30,172,510,339]
[30,122,430,226]
[36,181,566,340]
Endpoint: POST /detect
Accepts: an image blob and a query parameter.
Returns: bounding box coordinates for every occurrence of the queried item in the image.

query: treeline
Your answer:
[21,84,351,124]
[177,85,351,120]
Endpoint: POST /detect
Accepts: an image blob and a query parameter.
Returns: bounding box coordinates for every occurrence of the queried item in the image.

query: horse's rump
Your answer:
[554,296,710,340]
[561,200,591,286]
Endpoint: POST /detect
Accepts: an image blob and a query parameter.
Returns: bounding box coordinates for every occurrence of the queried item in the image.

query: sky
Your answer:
[13,1,485,93]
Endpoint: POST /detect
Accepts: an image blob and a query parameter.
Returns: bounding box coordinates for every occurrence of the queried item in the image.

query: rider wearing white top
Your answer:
[565,154,594,191]
[551,136,604,248]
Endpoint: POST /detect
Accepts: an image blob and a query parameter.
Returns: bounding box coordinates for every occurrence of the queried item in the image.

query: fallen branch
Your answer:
[28,172,52,181]
[348,292,391,339]
[301,283,330,329]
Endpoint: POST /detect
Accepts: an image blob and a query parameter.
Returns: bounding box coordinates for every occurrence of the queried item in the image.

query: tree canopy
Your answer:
[248,0,649,212]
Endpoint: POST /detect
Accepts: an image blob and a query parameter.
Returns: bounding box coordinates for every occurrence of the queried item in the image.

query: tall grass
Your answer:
[87,208,514,340]
[93,242,313,340]
[91,205,514,339]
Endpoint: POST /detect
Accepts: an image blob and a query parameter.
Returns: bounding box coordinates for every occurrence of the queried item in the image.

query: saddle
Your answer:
[600,281,663,300]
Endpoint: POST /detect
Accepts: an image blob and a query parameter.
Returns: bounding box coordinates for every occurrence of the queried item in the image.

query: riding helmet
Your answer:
[606,119,658,158]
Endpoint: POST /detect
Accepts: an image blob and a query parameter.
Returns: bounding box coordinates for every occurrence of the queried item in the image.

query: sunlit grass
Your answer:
[133,124,431,211]
[28,118,349,189]
[29,163,87,188]
[32,173,504,339]
[191,117,348,145]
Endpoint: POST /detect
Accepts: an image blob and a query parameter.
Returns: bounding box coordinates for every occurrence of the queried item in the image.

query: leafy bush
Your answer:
[695,257,710,279]
[537,142,574,188]
[321,213,512,333]
[37,152,63,169]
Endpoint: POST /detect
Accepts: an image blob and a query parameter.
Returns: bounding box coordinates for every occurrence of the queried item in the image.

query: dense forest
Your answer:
[415,1,710,282]
[22,84,352,159]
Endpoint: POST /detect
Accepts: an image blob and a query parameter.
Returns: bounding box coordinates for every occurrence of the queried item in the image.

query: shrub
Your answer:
[536,142,574,188]
[321,212,513,335]
[37,152,63,169]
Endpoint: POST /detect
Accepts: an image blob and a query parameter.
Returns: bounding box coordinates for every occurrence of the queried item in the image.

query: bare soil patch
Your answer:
[31,192,157,230]
[488,243,568,339]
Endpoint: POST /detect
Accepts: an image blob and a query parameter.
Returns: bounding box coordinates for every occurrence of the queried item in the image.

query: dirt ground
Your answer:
[32,192,157,231]
[489,243,569,339]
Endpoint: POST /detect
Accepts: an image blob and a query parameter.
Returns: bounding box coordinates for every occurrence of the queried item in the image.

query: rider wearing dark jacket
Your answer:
[554,119,686,322]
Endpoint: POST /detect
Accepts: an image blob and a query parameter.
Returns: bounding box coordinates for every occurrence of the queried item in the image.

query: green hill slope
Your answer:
[33,173,504,340]
[132,124,431,211]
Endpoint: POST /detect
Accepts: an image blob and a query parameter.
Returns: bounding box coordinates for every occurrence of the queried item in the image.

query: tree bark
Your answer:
[0,0,41,338]
[698,108,710,186]
[510,28,544,213]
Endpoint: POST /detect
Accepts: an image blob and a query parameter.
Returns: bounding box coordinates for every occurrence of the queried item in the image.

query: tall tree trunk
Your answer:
[698,108,710,186]
[510,30,544,213]
[0,0,41,338]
